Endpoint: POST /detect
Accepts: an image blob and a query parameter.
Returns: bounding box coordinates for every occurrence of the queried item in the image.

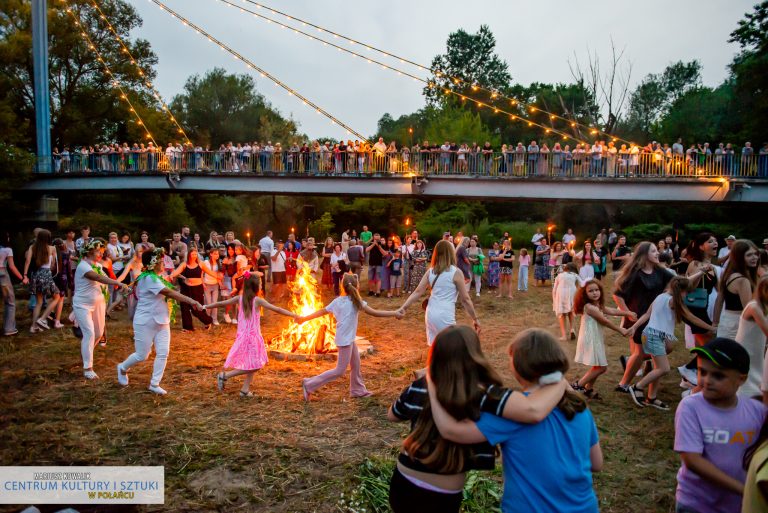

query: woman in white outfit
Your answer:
[117,248,204,395]
[72,240,128,380]
[397,240,480,346]
[734,278,768,399]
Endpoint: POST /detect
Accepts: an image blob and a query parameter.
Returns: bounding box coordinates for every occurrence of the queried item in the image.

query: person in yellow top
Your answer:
[743,418,768,513]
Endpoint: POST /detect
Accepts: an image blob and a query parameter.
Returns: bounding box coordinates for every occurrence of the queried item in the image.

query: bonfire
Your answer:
[268,260,336,354]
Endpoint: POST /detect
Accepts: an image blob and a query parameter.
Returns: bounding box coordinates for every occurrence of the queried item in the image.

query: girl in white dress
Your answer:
[552,263,585,341]
[397,240,480,346]
[572,279,633,398]
[735,278,768,400]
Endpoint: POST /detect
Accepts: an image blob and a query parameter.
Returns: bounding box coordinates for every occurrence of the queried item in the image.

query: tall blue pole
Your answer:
[32,0,52,173]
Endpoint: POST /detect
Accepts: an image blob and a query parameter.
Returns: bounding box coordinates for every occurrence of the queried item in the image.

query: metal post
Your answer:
[32,0,52,173]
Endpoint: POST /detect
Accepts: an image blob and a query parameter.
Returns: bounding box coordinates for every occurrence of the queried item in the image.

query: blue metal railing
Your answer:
[33,150,768,179]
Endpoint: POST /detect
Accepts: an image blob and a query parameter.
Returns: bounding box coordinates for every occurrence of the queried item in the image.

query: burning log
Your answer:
[312,324,327,354]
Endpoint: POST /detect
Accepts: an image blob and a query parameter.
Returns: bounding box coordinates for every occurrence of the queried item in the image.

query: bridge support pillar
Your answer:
[32,0,52,173]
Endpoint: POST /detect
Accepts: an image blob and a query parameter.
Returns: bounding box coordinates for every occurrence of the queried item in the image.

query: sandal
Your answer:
[644,397,670,411]
[216,372,227,391]
[239,390,253,397]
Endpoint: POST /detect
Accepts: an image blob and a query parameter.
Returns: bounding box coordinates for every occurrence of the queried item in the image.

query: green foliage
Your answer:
[727,1,768,143]
[340,458,502,513]
[623,61,703,141]
[424,25,511,107]
[307,212,335,241]
[424,105,498,146]
[0,0,168,148]
[169,68,300,147]
[654,85,732,143]
[622,224,674,245]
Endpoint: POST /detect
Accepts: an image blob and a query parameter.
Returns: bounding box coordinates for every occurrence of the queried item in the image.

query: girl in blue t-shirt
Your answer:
[429,328,603,513]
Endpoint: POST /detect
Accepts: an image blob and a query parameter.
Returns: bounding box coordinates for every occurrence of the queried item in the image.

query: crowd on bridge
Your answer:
[3,219,768,513]
[48,137,768,178]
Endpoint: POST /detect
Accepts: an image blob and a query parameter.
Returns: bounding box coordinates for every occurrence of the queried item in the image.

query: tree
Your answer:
[169,68,300,147]
[622,60,702,141]
[655,85,732,143]
[423,25,512,107]
[727,1,768,142]
[424,105,498,146]
[0,0,170,149]
[568,40,633,134]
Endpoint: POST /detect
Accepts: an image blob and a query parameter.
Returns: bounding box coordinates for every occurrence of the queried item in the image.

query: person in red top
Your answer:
[284,241,300,282]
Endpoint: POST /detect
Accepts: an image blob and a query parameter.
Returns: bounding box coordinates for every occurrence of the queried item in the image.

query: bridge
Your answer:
[24,151,768,203]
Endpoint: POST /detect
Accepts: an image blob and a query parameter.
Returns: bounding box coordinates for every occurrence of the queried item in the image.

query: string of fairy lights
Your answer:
[63,2,158,146]
[225,0,631,145]
[210,0,590,145]
[84,0,192,144]
[146,0,369,142]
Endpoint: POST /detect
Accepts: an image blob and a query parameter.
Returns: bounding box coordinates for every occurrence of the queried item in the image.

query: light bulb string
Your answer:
[232,0,630,145]
[86,0,192,144]
[64,2,157,146]
[213,0,586,145]
[148,0,369,143]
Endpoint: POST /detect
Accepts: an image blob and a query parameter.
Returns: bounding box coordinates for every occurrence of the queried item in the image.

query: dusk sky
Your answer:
[130,0,754,140]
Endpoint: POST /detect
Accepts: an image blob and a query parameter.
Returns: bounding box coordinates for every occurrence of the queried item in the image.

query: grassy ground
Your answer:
[0,274,683,512]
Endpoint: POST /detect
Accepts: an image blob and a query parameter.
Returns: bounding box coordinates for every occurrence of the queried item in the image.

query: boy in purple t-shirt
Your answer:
[674,338,767,513]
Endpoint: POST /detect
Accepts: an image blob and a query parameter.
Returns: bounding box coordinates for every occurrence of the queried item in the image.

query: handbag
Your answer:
[683,286,708,310]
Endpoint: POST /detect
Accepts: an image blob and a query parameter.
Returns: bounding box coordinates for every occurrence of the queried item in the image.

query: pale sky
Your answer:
[130,0,753,140]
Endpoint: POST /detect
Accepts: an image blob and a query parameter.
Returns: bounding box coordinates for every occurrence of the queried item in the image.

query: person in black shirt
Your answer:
[366,233,386,296]
[613,242,672,393]
[386,325,566,513]
[611,235,631,275]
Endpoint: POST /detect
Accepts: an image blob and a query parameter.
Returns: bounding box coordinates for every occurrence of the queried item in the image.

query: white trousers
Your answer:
[121,321,171,387]
[73,300,105,369]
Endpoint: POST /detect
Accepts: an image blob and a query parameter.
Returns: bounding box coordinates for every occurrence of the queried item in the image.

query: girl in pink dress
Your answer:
[206,272,297,396]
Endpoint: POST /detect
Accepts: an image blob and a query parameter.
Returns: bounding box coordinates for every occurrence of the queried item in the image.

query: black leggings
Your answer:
[389,467,462,513]
[179,283,212,330]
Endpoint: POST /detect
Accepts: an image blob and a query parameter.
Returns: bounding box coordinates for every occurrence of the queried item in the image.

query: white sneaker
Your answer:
[84,370,99,380]
[476,292,480,297]
[223,314,232,324]
[53,321,64,329]
[212,320,220,326]
[117,364,128,386]
[679,378,694,390]
[148,385,167,395]
[677,365,698,386]
[231,319,238,325]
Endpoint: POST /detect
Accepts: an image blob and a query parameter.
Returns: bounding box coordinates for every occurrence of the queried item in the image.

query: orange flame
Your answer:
[269,259,336,354]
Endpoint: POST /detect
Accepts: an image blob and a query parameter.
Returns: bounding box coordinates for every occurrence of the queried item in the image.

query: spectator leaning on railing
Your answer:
[39,137,768,178]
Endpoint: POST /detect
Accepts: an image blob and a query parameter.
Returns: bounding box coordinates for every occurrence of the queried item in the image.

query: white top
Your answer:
[736,301,767,397]
[201,259,219,286]
[271,250,286,272]
[562,233,576,245]
[717,247,731,260]
[73,260,105,307]
[330,252,347,272]
[106,243,124,272]
[326,295,366,347]
[235,254,249,272]
[133,276,169,325]
[0,247,12,269]
[258,236,274,256]
[645,292,677,339]
[531,232,544,243]
[425,266,460,346]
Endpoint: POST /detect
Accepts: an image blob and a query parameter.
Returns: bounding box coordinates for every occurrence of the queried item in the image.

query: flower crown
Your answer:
[79,239,104,258]
[147,247,165,270]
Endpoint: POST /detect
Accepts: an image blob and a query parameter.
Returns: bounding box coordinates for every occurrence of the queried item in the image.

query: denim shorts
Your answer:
[642,329,669,356]
[368,265,383,282]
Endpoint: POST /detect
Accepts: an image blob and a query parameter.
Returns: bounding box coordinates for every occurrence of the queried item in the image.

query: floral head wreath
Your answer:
[243,270,252,280]
[147,247,165,270]
[79,239,104,258]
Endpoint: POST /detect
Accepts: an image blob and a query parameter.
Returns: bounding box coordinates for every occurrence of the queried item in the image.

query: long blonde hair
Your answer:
[430,240,457,274]
[341,273,364,311]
